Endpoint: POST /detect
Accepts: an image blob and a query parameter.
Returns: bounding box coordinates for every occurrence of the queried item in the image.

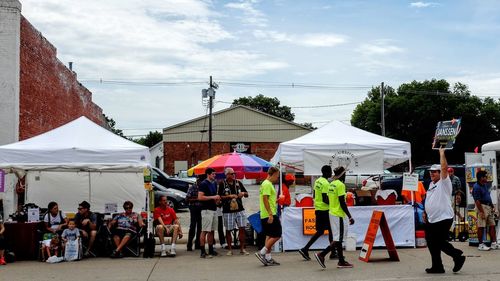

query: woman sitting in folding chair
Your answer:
[107,201,144,258]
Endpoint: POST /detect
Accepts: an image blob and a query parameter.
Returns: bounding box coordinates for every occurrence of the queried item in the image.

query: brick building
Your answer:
[0,1,105,216]
[163,105,312,176]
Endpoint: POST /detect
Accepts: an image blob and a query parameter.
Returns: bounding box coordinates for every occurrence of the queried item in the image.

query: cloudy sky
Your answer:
[20,0,500,137]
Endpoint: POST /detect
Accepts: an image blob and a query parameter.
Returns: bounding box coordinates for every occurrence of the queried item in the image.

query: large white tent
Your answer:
[271,120,411,175]
[0,116,151,213]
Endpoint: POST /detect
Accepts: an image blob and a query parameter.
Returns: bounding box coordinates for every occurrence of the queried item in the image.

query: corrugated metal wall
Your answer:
[164,106,310,142]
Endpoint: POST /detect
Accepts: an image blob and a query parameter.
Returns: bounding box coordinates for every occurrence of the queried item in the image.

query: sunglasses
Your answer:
[124,206,132,210]
[227,172,235,175]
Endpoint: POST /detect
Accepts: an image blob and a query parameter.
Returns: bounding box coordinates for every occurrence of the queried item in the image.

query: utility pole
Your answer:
[208,76,213,157]
[202,76,218,158]
[380,82,385,136]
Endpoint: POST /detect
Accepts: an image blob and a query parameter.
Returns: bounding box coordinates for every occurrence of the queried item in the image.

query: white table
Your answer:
[281,205,415,251]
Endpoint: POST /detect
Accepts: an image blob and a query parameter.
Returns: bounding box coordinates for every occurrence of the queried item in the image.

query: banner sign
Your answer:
[432,118,461,150]
[402,173,419,191]
[303,149,384,175]
[0,170,4,193]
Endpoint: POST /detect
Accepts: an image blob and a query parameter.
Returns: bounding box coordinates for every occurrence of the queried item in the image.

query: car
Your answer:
[414,164,466,206]
[151,167,195,193]
[345,170,395,189]
[152,181,188,211]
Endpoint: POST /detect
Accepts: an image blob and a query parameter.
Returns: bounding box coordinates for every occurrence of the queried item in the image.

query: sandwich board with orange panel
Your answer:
[359,210,399,262]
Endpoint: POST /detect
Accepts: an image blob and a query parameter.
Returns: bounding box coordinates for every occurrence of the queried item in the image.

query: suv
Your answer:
[414,164,466,196]
[152,182,188,211]
[151,167,195,193]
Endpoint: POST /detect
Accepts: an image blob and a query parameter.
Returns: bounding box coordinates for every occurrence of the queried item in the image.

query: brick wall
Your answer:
[18,16,104,140]
[164,142,279,175]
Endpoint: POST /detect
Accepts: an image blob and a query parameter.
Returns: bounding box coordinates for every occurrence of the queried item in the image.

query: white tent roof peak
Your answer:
[271,120,411,169]
[0,116,150,170]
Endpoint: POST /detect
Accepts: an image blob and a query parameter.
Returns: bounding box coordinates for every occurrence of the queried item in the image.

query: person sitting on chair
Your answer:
[154,195,183,257]
[74,201,97,257]
[108,201,144,258]
[43,201,68,235]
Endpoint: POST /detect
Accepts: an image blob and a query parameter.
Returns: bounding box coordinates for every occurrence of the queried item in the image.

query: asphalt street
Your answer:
[2,185,500,281]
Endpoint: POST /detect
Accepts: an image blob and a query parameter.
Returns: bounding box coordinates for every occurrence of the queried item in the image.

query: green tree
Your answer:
[103,113,125,137]
[232,94,295,121]
[134,131,163,148]
[351,79,500,165]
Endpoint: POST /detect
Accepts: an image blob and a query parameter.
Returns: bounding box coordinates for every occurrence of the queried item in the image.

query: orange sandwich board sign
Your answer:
[359,210,399,262]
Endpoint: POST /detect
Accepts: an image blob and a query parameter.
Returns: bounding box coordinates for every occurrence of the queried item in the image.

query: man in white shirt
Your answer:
[423,147,466,274]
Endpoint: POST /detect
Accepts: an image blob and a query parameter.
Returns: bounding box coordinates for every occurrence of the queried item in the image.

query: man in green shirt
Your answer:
[315,166,355,269]
[299,165,336,260]
[255,166,281,266]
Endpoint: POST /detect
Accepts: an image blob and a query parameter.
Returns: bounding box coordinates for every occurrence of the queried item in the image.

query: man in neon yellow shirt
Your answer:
[299,165,336,260]
[315,166,355,269]
[255,166,281,266]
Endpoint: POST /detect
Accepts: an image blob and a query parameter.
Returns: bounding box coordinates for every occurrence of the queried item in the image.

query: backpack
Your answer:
[46,210,64,228]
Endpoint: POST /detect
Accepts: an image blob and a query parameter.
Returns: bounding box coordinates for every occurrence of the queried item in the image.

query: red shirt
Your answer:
[278,183,291,206]
[153,206,177,225]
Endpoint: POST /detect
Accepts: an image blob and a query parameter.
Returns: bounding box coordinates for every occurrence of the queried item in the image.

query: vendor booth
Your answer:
[271,120,414,249]
[0,116,151,214]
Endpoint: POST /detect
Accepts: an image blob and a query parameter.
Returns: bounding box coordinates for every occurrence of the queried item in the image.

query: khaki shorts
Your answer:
[476,204,496,227]
[201,209,218,232]
[156,224,177,236]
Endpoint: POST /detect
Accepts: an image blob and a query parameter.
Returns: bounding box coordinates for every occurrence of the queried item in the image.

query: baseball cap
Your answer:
[447,167,454,173]
[285,174,295,181]
[429,164,441,171]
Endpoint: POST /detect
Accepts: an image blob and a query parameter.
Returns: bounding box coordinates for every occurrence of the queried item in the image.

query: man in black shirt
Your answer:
[218,167,249,256]
[198,168,221,258]
[74,201,97,257]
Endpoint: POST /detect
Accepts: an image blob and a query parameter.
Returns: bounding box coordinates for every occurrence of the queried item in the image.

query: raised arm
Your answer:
[439,147,448,180]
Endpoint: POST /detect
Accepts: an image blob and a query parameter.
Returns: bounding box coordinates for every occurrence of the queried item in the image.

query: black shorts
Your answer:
[261,216,282,238]
[113,228,134,238]
[315,210,331,232]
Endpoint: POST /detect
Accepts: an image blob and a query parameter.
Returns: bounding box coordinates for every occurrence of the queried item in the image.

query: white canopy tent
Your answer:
[0,116,151,213]
[271,120,411,175]
[482,140,500,152]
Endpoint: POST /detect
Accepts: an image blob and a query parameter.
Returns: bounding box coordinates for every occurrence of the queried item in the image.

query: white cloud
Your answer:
[410,2,439,8]
[253,30,348,47]
[357,42,405,56]
[21,0,286,81]
[447,73,500,97]
[225,0,267,27]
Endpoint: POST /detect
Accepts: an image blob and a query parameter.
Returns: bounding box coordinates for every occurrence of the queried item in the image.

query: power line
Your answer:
[216,100,362,108]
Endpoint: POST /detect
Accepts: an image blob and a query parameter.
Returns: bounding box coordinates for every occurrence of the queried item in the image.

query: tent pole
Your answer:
[88,172,91,203]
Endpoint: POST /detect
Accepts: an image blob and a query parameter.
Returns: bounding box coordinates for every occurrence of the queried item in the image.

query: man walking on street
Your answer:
[255,166,281,266]
[299,165,336,260]
[423,147,466,273]
[314,166,354,269]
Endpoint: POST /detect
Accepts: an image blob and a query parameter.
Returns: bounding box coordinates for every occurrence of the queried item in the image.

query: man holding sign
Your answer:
[423,147,466,274]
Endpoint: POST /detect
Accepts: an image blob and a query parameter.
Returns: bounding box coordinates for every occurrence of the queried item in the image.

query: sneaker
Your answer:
[314,253,326,269]
[266,258,280,266]
[169,249,176,257]
[240,249,250,255]
[337,261,354,268]
[210,251,219,257]
[298,248,311,261]
[200,253,206,258]
[425,267,445,274]
[0,257,6,265]
[491,242,499,250]
[207,254,213,259]
[478,243,491,251]
[160,250,167,257]
[226,251,233,256]
[453,255,466,273]
[222,243,228,249]
[255,252,268,265]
